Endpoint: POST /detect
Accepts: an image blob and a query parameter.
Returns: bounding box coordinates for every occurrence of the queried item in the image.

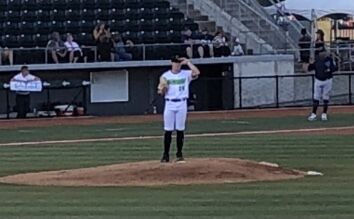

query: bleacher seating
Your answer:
[0,0,199,51]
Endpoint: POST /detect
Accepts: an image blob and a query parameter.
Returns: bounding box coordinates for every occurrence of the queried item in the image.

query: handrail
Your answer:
[237,0,298,49]
[268,0,304,34]
[2,40,354,66]
[0,43,204,65]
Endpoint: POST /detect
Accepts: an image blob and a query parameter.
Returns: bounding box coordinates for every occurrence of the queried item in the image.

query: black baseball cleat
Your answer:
[175,156,185,163]
[160,154,170,163]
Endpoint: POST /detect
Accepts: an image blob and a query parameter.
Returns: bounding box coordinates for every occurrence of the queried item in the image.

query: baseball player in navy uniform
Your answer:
[158,55,200,163]
[307,47,337,121]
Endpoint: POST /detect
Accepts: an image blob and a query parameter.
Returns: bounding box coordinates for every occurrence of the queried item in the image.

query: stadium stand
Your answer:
[0,0,200,64]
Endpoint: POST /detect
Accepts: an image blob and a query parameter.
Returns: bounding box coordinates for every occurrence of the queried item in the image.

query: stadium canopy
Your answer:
[265,0,354,20]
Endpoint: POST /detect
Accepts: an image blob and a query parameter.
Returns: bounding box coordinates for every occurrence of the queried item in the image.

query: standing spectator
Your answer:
[64,33,83,63]
[298,28,311,71]
[1,47,13,65]
[315,29,325,56]
[46,32,67,64]
[98,35,114,61]
[11,66,40,118]
[350,44,354,62]
[113,34,133,61]
[213,31,231,57]
[181,28,204,58]
[93,23,114,62]
[93,22,110,42]
[231,38,244,56]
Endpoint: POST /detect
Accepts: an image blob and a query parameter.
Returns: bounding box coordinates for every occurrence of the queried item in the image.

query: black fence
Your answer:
[1,72,354,119]
[233,72,354,109]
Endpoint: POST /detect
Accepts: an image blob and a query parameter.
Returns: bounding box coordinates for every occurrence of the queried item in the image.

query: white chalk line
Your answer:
[1,126,354,147]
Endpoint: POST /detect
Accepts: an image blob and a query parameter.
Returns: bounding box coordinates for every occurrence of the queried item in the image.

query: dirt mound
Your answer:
[0,158,305,187]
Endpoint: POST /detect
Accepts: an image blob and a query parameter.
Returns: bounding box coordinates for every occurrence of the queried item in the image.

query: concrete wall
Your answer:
[232,55,353,108]
[233,55,295,108]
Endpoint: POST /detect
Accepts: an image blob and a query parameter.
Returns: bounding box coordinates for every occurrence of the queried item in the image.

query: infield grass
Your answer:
[0,114,354,219]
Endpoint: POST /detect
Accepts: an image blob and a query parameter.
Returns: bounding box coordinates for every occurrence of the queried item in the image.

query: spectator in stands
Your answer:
[315,29,325,56]
[231,38,244,56]
[351,44,354,62]
[213,31,231,57]
[200,28,214,58]
[46,32,67,64]
[181,28,204,58]
[1,47,13,65]
[113,34,133,61]
[93,23,114,62]
[64,33,83,63]
[298,28,311,71]
[11,66,39,118]
[93,22,111,42]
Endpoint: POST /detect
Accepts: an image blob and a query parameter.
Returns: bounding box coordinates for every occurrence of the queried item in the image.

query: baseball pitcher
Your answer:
[158,55,200,163]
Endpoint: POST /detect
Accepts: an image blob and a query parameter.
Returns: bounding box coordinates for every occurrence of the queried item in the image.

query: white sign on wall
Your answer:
[90,70,129,103]
[10,81,43,92]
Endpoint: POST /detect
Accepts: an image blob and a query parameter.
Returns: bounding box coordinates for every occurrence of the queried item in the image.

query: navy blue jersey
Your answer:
[308,56,338,81]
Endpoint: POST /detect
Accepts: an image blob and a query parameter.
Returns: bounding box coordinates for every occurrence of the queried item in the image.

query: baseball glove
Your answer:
[157,77,169,95]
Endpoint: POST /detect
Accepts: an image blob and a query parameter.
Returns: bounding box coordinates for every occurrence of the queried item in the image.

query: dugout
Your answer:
[0,55,293,118]
[0,61,233,117]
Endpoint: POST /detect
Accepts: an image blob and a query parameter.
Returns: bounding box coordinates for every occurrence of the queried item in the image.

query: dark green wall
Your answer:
[0,64,234,117]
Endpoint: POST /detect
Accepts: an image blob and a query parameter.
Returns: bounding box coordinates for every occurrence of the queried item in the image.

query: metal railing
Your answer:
[0,41,259,65]
[212,0,297,50]
[275,44,354,71]
[0,43,194,65]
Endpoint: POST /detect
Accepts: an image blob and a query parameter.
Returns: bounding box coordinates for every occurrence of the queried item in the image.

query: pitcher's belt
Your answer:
[165,98,187,102]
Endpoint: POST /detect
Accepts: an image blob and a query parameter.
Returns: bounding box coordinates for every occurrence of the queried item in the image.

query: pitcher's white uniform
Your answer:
[161,69,193,131]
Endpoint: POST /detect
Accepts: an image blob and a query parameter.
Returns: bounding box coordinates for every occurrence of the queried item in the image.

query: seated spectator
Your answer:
[46,32,67,64]
[93,23,114,62]
[213,31,231,57]
[200,28,214,58]
[181,28,204,58]
[64,33,83,63]
[1,47,13,65]
[113,34,133,61]
[231,38,244,56]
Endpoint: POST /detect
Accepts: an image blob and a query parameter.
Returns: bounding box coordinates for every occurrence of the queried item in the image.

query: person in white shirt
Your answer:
[157,55,200,163]
[11,66,39,118]
[212,31,231,57]
[232,38,244,56]
[64,33,82,63]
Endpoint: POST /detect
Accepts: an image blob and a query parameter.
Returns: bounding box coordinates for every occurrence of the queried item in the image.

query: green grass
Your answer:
[1,114,354,143]
[0,114,354,218]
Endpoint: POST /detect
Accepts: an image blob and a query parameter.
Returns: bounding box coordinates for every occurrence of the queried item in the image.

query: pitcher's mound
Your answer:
[0,158,305,187]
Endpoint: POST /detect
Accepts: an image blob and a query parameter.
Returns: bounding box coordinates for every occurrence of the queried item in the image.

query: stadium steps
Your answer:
[168,0,274,54]
[169,0,218,33]
[221,0,297,51]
